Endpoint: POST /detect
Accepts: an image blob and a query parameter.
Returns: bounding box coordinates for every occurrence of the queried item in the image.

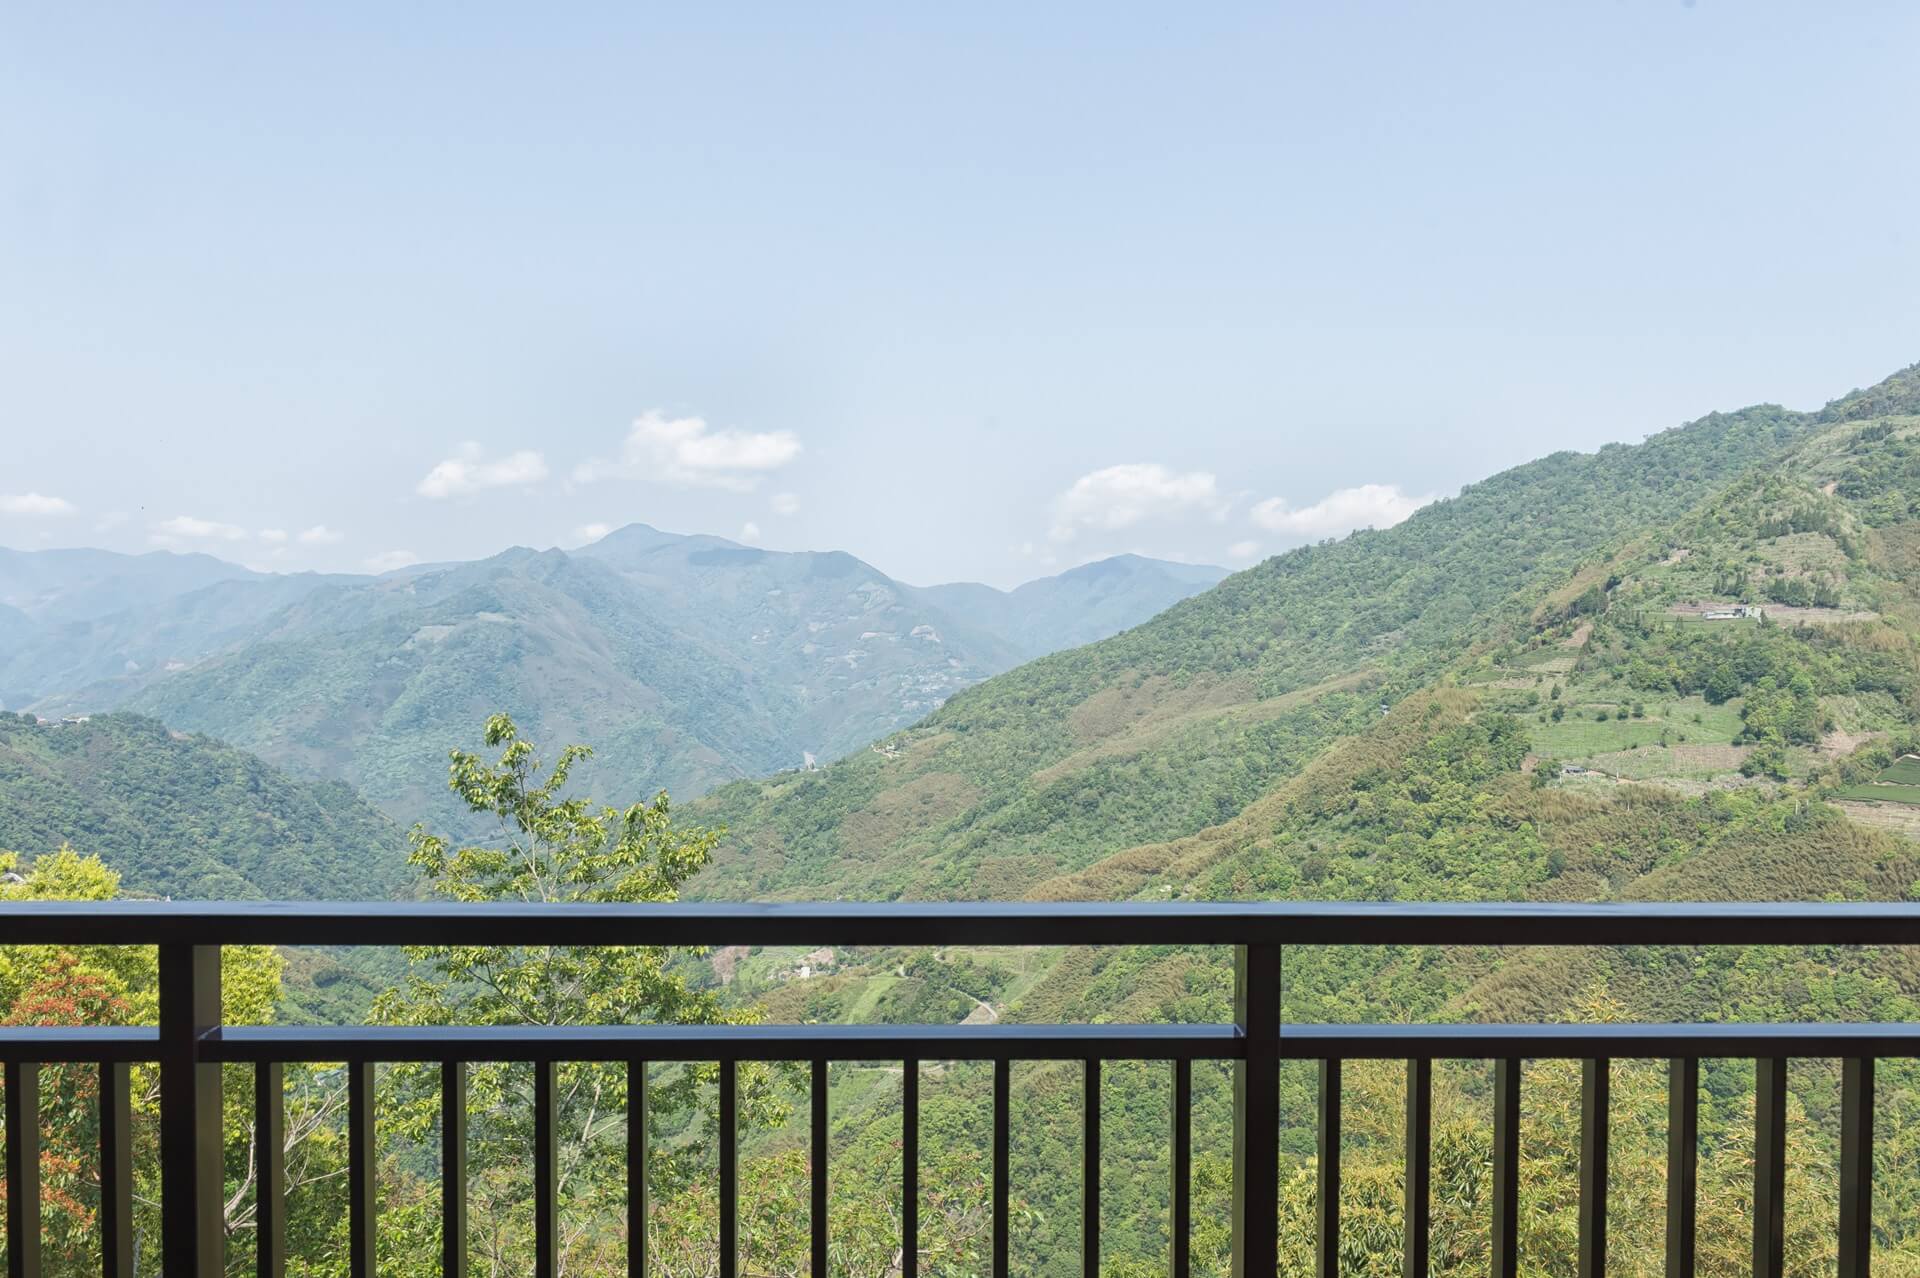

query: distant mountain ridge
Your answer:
[0,529,1223,828]
[912,553,1228,656]
[0,546,265,623]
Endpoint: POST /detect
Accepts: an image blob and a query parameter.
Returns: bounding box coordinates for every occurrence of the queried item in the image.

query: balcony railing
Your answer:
[1,900,1917,1278]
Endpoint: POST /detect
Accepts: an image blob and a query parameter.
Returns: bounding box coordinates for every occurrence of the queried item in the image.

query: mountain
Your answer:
[0,546,263,623]
[692,394,1821,899]
[911,553,1229,657]
[571,527,1225,665]
[3,571,357,711]
[694,367,1920,1269]
[0,711,404,900]
[0,546,379,710]
[2,530,1220,828]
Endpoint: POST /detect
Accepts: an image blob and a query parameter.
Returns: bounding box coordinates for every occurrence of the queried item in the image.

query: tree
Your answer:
[370,714,782,1278]
[0,846,283,1278]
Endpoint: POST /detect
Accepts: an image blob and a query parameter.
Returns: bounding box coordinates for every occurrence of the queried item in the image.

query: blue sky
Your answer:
[2,2,1915,586]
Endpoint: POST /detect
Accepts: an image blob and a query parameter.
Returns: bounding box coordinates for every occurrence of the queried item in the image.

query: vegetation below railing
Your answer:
[7,710,1920,1277]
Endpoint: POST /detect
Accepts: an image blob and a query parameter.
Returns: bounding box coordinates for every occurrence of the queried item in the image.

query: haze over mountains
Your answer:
[0,527,1224,831]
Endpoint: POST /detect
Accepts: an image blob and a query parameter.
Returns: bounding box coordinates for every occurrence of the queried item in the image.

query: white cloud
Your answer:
[94,511,129,533]
[259,529,288,544]
[1249,483,1435,538]
[152,514,248,542]
[573,522,613,545]
[416,444,549,499]
[1049,463,1224,542]
[737,521,762,544]
[298,524,344,545]
[364,549,420,573]
[574,412,802,491]
[0,492,76,516]
[1227,539,1261,561]
[770,491,801,516]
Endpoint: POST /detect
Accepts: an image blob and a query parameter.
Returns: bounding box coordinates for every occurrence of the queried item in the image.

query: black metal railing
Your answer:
[1,900,1918,1277]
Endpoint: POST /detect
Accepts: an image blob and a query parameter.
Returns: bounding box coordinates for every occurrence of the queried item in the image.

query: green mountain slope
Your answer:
[692,394,1821,900]
[715,380,1920,1272]
[858,395,1920,1025]
[0,711,404,899]
[58,531,1218,829]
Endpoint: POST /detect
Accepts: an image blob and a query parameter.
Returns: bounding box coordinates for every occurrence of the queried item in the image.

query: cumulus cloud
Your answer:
[416,444,549,499]
[94,511,129,534]
[152,514,248,542]
[298,525,344,545]
[259,529,288,543]
[1227,539,1261,561]
[0,492,76,516]
[365,549,420,573]
[1249,483,1434,538]
[737,521,762,544]
[573,522,613,545]
[573,412,801,491]
[770,492,801,516]
[1049,463,1224,542]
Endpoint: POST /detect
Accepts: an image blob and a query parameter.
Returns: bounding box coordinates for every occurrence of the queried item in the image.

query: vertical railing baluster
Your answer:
[1579,1058,1609,1278]
[1754,1057,1786,1278]
[627,1060,646,1278]
[5,1060,41,1278]
[1083,1060,1101,1278]
[902,1060,918,1278]
[535,1060,557,1278]
[1666,1057,1698,1278]
[256,1062,285,1278]
[1170,1059,1191,1278]
[100,1061,133,1278]
[159,943,223,1278]
[348,1061,376,1278]
[1840,1057,1874,1278]
[720,1059,737,1278]
[1317,1058,1339,1278]
[1404,1058,1430,1278]
[812,1059,829,1278]
[993,1060,1010,1278]
[443,1062,467,1278]
[1231,943,1280,1278]
[1491,1058,1520,1278]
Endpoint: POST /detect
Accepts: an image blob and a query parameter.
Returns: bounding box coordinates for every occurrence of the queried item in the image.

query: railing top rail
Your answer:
[16,1018,1920,1066]
[4,898,1920,946]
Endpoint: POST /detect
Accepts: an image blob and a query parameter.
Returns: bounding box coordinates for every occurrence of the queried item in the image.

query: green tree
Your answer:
[370,715,780,1278]
[0,846,283,1278]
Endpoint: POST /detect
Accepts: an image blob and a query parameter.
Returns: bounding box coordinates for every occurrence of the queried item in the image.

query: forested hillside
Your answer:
[693,390,1823,900]
[0,711,403,899]
[4,529,1218,832]
[684,365,1920,1273]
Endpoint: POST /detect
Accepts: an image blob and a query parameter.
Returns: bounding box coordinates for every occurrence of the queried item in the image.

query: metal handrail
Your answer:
[1,901,1913,1278]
